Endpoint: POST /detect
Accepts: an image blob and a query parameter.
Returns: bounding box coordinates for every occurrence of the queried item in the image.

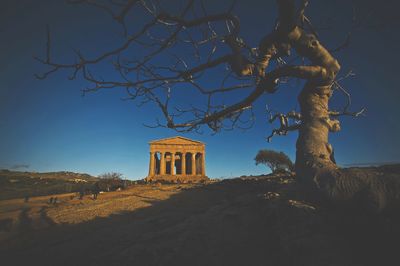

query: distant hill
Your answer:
[361,163,400,174]
[0,169,98,181]
[0,170,99,200]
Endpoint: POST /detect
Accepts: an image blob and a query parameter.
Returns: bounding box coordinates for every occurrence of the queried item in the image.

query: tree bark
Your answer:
[295,81,338,186]
[276,23,341,188]
[271,0,400,213]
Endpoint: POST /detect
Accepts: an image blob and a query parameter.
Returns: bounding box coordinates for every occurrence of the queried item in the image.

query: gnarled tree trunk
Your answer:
[272,0,399,213]
[295,81,339,186]
[271,2,341,187]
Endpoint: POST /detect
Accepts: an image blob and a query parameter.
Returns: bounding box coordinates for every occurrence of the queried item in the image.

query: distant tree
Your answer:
[97,172,124,191]
[255,149,293,174]
[98,172,123,180]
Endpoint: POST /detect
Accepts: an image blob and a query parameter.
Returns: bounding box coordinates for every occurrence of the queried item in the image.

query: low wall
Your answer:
[145,175,208,184]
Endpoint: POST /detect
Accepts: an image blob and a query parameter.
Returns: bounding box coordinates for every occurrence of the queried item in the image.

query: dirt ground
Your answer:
[1,176,399,266]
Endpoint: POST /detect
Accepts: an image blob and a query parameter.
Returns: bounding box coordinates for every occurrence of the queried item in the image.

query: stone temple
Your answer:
[145,136,208,183]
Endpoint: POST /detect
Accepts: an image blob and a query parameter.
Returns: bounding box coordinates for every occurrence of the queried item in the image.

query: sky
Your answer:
[1,0,400,179]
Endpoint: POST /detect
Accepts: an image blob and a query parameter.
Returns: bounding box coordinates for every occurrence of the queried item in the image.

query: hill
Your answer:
[1,170,400,265]
[0,170,99,200]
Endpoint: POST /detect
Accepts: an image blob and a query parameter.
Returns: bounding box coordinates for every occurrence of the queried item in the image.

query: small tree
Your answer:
[98,172,123,180]
[97,172,124,191]
[255,150,293,174]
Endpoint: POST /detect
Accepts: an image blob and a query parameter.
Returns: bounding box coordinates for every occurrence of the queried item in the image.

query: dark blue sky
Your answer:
[1,0,400,179]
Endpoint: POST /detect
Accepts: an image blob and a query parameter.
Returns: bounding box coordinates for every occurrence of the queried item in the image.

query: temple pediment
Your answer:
[149,136,204,146]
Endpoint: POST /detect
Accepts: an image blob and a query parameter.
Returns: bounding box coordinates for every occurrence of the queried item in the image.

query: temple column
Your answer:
[182,152,186,176]
[171,152,176,175]
[201,153,205,176]
[160,152,165,175]
[191,153,196,175]
[148,152,155,176]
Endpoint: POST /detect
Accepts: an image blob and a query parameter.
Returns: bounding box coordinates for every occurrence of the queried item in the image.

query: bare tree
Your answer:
[98,172,123,180]
[36,0,398,211]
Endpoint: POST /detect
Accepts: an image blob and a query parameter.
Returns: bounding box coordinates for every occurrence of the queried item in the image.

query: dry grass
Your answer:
[0,183,197,234]
[1,176,400,266]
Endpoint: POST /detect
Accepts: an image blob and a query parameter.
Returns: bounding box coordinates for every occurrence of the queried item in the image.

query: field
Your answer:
[1,173,400,266]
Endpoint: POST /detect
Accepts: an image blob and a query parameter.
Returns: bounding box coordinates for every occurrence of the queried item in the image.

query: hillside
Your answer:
[1,172,400,266]
[0,169,98,181]
[0,170,99,200]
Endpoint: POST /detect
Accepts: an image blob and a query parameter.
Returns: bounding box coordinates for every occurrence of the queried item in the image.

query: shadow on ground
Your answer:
[1,176,399,266]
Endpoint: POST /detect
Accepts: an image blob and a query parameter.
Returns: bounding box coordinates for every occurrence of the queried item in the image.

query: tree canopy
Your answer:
[35,0,363,135]
[255,149,293,173]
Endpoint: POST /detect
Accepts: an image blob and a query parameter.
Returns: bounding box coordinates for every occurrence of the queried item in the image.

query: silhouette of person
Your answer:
[79,189,84,200]
[92,182,100,200]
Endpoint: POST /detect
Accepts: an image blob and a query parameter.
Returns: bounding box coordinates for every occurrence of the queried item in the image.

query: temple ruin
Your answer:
[145,136,208,183]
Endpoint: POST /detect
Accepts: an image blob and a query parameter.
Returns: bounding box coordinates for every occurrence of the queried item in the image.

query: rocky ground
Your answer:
[0,174,399,266]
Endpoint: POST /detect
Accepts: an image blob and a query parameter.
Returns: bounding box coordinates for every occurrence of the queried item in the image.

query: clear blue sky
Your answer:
[1,0,400,179]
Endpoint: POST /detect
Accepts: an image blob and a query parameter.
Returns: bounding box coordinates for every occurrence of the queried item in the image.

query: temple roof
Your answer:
[149,136,204,145]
